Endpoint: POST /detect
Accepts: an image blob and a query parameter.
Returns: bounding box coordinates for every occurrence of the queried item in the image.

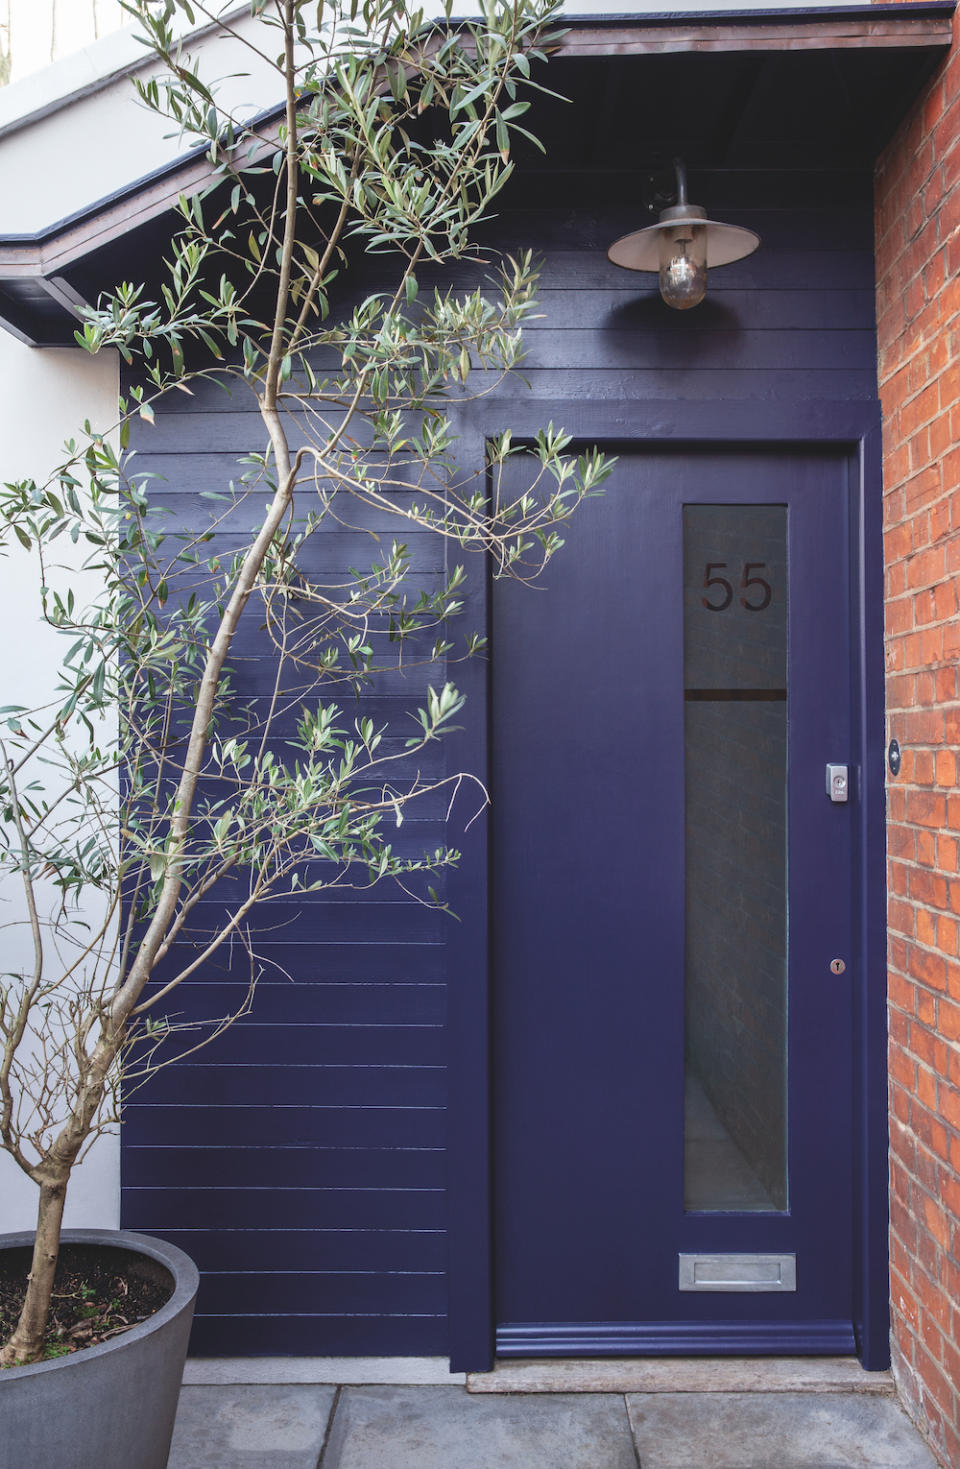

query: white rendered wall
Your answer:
[0,332,120,1232]
[0,7,276,233]
[0,0,847,234]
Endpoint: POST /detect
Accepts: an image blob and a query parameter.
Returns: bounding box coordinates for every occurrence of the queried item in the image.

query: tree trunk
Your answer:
[0,1177,68,1366]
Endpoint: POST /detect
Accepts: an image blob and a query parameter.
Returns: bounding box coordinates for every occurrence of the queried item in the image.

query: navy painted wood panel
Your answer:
[121,161,879,1358]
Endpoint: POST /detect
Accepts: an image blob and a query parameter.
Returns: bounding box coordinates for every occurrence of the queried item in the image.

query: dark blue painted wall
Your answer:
[120,162,879,1356]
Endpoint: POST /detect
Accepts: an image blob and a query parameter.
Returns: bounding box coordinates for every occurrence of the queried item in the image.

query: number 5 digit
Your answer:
[702,563,734,611]
[741,562,772,611]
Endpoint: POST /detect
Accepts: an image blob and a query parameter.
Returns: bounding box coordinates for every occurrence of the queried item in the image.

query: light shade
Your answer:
[607,210,761,273]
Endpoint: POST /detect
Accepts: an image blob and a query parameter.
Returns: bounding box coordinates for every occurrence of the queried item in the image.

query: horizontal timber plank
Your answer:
[134,1063,446,1108]
[140,981,446,1026]
[472,207,874,252]
[197,1271,446,1315]
[509,327,876,372]
[132,372,877,452]
[186,1314,447,1356]
[122,1104,447,1148]
[149,1228,447,1273]
[123,1184,445,1230]
[146,1023,444,1068]
[340,248,877,296]
[452,368,878,402]
[143,942,447,983]
[160,900,448,944]
[123,1144,445,1189]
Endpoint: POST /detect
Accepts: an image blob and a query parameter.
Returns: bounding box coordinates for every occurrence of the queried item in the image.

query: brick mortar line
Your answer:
[878,320,960,384]
[889,1246,957,1314]
[883,629,960,643]
[889,967,960,989]
[889,989,960,1022]
[889,1091,960,1147]
[874,203,949,256]
[892,951,960,987]
[884,781,960,790]
[891,1144,960,1197]
[889,1071,960,1122]
[886,916,960,942]
[888,968,960,998]
[880,296,960,333]
[877,208,960,259]
[889,1027,958,1058]
[886,557,960,577]
[890,1320,956,1381]
[877,263,960,322]
[878,354,960,404]
[881,420,960,452]
[882,516,959,537]
[888,1053,960,1091]
[890,1144,960,1182]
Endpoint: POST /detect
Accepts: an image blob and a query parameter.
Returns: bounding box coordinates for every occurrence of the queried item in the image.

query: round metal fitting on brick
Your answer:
[830,958,846,975]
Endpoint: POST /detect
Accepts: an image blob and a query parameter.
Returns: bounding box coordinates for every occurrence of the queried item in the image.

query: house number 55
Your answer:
[702,562,773,612]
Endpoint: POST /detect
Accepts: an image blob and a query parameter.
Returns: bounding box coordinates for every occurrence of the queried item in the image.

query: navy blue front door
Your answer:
[491,444,858,1355]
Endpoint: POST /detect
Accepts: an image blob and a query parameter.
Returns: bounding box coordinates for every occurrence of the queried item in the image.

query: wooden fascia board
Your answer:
[554,13,954,55]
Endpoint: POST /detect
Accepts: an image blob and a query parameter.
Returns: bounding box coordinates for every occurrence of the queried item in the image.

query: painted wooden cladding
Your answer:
[120,165,879,1357]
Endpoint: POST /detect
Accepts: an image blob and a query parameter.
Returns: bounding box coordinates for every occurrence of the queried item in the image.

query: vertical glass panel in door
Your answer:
[683,505,788,1212]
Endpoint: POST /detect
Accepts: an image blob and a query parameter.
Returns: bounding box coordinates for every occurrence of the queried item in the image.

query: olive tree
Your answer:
[0,0,611,1365]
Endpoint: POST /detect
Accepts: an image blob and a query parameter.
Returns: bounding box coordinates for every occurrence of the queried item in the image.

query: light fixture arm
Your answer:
[673,158,689,209]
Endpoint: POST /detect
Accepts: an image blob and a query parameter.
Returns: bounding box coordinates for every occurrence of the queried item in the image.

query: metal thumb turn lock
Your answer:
[826,764,849,803]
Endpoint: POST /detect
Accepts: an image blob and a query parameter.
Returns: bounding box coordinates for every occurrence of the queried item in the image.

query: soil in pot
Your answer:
[0,1242,174,1363]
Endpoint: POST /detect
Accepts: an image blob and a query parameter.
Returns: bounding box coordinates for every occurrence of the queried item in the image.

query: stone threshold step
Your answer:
[466,1357,894,1395]
[183,1357,466,1386]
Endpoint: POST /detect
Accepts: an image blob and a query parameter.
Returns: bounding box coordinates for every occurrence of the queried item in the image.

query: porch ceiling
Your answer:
[0,2,952,347]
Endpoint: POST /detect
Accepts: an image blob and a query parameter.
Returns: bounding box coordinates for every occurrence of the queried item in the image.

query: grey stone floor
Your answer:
[166,1385,940,1469]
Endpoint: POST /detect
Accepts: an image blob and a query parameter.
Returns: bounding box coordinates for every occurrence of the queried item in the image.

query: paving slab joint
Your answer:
[315,1384,342,1469]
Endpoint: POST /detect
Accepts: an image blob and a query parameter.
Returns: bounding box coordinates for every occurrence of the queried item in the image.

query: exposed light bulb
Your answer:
[659,226,706,310]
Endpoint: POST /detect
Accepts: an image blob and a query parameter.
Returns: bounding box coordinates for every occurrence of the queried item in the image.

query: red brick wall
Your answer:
[876,18,960,1466]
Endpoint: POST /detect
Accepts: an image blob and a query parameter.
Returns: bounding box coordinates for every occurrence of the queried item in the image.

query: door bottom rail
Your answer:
[495,1321,858,1357]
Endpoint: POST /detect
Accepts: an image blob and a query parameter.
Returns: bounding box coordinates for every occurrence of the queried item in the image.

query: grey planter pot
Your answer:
[0,1229,198,1469]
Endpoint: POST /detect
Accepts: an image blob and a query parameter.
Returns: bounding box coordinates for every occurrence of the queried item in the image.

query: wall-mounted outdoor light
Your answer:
[607,161,760,310]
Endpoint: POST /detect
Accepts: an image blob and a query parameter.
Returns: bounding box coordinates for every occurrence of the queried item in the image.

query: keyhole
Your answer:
[830,958,846,975]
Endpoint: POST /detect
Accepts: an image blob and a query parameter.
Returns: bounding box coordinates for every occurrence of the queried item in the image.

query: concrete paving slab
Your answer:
[320,1386,639,1469]
[167,1384,337,1468]
[625,1392,938,1468]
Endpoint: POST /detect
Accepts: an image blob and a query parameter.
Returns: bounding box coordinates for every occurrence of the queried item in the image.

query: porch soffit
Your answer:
[0,2,952,346]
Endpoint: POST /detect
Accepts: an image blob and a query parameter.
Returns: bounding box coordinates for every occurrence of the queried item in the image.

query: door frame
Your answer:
[445,398,888,1372]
